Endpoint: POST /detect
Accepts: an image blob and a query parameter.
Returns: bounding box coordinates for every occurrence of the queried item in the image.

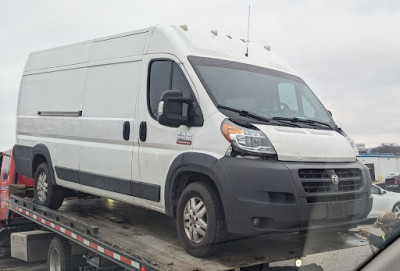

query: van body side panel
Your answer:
[18,69,86,116]
[79,61,142,194]
[25,43,91,72]
[74,31,149,199]
[89,32,148,62]
[17,68,87,185]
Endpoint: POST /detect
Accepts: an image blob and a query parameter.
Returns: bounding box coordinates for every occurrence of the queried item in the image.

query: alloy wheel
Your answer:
[37,171,48,202]
[183,197,208,243]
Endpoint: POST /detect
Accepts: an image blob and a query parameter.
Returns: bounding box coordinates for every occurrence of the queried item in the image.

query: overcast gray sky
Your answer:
[1,0,399,150]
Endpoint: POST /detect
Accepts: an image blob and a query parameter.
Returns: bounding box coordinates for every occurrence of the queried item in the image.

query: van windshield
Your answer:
[189,56,334,128]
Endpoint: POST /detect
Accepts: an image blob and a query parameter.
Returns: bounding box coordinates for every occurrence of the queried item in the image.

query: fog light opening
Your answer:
[252,218,260,227]
[295,258,303,267]
[251,217,272,229]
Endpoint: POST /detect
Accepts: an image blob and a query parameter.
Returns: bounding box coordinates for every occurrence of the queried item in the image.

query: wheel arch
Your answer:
[31,144,56,185]
[392,201,400,213]
[165,152,224,218]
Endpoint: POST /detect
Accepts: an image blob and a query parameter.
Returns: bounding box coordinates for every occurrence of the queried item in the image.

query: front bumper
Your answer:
[212,157,373,234]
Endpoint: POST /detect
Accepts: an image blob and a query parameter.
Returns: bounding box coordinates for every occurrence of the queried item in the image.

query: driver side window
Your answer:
[148,60,193,119]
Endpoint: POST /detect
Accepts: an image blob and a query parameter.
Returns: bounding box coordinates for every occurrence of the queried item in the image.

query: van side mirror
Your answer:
[380,189,387,195]
[158,90,193,128]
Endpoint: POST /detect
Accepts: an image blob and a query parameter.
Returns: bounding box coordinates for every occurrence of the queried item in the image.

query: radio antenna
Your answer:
[245,5,250,57]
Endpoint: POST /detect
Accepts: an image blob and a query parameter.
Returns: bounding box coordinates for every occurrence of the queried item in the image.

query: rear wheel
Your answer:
[47,237,71,271]
[34,162,64,209]
[176,182,226,258]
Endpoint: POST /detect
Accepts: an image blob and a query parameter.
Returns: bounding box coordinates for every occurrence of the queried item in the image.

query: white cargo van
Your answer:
[14,25,372,257]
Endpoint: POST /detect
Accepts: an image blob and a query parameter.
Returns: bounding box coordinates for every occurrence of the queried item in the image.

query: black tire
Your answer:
[176,182,226,258]
[34,162,64,209]
[47,237,72,271]
[392,203,400,217]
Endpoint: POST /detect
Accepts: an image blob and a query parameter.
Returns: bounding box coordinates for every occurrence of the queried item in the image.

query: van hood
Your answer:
[254,125,356,162]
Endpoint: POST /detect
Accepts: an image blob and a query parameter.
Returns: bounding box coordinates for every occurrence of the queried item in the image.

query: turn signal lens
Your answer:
[221,123,243,142]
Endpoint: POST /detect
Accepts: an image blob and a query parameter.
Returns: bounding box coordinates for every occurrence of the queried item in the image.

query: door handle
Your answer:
[139,121,147,142]
[123,121,130,141]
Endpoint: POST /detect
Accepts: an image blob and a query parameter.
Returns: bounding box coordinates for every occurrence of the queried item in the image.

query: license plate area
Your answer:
[327,202,348,219]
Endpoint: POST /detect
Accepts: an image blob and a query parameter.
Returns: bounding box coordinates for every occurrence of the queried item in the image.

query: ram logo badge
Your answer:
[176,132,193,145]
[331,175,339,185]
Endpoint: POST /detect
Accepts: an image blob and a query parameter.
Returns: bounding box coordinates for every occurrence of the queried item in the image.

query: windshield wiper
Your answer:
[217,105,271,123]
[271,117,333,130]
[217,105,300,128]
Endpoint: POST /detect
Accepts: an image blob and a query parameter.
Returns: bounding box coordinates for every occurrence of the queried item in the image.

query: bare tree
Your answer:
[372,143,400,156]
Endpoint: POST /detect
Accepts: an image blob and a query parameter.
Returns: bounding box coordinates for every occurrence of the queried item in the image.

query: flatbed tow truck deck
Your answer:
[5,195,369,271]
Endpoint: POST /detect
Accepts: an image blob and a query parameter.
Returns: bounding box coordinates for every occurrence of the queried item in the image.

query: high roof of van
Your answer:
[24,25,297,76]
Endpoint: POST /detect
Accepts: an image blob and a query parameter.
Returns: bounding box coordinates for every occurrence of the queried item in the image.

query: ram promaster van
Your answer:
[14,25,372,257]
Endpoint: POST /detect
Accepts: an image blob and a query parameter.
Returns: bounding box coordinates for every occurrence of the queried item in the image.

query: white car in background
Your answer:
[368,184,400,218]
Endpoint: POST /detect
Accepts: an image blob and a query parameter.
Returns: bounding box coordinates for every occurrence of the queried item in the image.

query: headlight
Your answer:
[220,119,276,156]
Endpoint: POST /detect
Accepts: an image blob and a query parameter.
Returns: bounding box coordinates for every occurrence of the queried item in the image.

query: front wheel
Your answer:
[176,182,226,258]
[34,162,64,209]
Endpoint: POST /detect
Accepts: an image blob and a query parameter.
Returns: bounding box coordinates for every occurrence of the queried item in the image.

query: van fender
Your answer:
[164,152,238,230]
[31,144,57,185]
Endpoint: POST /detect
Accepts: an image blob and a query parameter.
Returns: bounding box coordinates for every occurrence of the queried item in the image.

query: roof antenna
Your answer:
[245,5,251,57]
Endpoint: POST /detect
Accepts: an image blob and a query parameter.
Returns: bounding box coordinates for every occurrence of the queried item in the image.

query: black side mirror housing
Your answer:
[158,90,193,128]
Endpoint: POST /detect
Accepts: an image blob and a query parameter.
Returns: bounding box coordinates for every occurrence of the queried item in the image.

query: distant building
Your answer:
[357,153,400,181]
[356,143,366,153]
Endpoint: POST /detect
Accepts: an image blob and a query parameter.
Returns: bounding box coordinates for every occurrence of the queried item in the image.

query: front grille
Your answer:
[299,168,362,194]
[306,194,362,204]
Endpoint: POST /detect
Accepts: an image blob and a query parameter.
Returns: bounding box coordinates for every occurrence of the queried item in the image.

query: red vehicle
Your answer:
[0,149,33,225]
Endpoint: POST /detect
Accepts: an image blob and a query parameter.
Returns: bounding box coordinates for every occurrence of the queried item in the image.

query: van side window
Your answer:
[148,60,193,119]
[2,155,11,180]
[172,63,192,99]
[149,61,172,118]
